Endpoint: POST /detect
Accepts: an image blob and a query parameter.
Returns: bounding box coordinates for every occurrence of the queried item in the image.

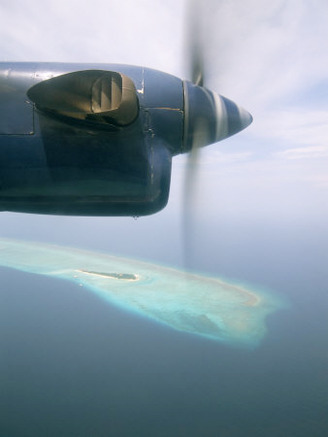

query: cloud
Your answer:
[277,146,328,160]
[0,0,185,74]
[172,153,328,224]
[203,0,328,107]
[252,108,328,151]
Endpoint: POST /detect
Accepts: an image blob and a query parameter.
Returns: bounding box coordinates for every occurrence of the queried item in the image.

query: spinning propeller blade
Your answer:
[188,0,206,87]
[183,0,252,266]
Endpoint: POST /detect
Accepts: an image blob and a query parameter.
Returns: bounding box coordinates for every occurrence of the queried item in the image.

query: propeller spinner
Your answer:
[183,80,252,152]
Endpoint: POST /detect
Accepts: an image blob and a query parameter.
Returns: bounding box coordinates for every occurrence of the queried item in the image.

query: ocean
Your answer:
[0,217,327,436]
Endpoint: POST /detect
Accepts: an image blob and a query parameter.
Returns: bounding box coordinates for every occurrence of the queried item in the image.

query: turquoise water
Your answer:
[0,238,284,347]
[1,228,327,437]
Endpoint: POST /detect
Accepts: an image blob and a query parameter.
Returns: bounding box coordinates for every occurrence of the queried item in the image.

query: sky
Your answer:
[0,0,327,262]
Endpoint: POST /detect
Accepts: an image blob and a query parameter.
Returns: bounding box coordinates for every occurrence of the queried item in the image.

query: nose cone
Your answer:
[182,80,252,152]
[213,93,253,142]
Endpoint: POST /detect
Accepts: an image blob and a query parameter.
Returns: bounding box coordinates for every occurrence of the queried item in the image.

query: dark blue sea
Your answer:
[0,216,327,436]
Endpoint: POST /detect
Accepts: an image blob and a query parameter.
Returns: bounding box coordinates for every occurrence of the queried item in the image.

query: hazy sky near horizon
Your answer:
[0,0,327,245]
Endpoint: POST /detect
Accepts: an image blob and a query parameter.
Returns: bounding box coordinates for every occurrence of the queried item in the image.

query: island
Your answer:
[0,237,285,347]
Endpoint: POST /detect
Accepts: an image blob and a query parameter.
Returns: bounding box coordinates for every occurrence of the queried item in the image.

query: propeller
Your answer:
[182,0,208,267]
[187,0,206,87]
[182,0,252,268]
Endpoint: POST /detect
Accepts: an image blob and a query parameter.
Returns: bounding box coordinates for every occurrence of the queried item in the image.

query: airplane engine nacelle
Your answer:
[0,64,177,216]
[0,62,251,216]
